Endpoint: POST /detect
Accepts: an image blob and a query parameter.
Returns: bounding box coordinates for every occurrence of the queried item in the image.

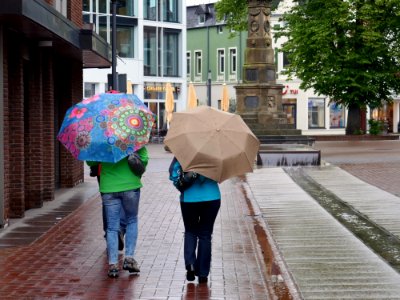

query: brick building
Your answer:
[0,0,111,227]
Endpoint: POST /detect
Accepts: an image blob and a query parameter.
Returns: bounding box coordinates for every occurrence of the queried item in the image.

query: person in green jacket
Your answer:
[88,146,148,278]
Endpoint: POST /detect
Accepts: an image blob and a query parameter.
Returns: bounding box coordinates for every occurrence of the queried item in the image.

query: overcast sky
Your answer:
[186,0,217,6]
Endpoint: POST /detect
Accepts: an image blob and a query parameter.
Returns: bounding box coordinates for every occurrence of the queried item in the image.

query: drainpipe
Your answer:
[0,26,4,227]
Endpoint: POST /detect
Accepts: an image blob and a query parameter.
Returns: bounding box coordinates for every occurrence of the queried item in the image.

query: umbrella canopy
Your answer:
[165,82,175,124]
[221,83,229,112]
[164,106,260,183]
[57,92,155,163]
[187,82,198,109]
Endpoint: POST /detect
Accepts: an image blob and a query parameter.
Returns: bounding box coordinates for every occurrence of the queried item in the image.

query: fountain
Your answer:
[235,0,318,166]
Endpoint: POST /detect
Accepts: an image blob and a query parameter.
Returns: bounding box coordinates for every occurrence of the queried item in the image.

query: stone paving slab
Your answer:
[245,167,400,300]
[304,165,400,239]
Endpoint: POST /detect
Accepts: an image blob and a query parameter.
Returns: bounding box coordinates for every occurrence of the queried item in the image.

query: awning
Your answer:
[0,0,111,68]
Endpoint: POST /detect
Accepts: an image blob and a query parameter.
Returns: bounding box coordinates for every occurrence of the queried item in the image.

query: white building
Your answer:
[273,0,400,134]
[82,0,187,132]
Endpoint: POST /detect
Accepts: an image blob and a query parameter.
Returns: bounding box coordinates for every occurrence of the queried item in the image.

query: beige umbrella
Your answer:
[187,82,198,109]
[221,83,229,112]
[165,82,174,124]
[164,106,260,183]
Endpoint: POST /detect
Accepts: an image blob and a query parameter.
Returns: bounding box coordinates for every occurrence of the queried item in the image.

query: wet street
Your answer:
[1,140,400,299]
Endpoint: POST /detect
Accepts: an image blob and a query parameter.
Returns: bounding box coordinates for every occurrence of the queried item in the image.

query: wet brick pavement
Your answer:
[0,154,278,299]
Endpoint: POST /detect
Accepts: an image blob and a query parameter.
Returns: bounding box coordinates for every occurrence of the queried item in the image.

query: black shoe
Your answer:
[123,257,140,273]
[118,231,124,251]
[198,276,208,284]
[108,264,119,278]
[186,264,195,281]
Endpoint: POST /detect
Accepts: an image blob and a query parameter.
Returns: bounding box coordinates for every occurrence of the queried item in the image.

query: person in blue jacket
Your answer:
[169,157,221,284]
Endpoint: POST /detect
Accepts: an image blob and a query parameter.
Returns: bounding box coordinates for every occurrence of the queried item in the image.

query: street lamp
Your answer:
[207,70,211,106]
[111,0,118,91]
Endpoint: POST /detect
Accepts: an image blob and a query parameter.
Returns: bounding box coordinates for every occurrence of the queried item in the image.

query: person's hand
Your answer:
[183,171,197,182]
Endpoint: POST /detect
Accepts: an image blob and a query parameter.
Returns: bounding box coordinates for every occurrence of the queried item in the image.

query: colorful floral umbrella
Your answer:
[57,92,155,163]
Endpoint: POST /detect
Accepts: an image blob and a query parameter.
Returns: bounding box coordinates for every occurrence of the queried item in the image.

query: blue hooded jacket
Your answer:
[169,158,221,203]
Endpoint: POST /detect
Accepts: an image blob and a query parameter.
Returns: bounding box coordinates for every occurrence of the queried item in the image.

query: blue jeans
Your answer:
[102,189,140,265]
[180,200,220,277]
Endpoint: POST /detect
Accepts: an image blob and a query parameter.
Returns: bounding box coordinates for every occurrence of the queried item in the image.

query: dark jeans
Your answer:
[180,199,221,277]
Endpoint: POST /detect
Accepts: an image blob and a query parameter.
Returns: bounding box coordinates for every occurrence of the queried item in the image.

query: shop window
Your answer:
[330,103,346,128]
[308,98,325,128]
[282,100,296,125]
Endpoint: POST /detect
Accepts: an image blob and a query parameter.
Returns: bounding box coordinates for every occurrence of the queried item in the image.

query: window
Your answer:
[116,0,135,16]
[308,98,325,128]
[144,27,157,76]
[117,26,134,58]
[54,0,67,17]
[186,52,191,77]
[84,83,96,98]
[217,26,223,34]
[229,48,237,75]
[163,0,179,23]
[199,14,205,24]
[194,51,202,77]
[144,0,158,20]
[163,29,180,77]
[283,52,290,69]
[217,49,225,79]
[330,103,346,128]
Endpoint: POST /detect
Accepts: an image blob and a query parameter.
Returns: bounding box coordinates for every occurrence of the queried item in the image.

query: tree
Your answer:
[275,0,400,134]
[216,0,400,134]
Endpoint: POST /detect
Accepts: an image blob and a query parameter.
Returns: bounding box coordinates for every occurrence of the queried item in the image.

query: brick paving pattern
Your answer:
[0,170,272,299]
[339,162,400,197]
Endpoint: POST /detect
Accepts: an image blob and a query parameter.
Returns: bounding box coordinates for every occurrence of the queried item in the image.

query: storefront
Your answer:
[143,82,181,132]
[280,82,347,135]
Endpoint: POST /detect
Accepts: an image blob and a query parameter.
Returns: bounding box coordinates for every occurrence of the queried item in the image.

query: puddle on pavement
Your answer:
[238,181,299,300]
[285,167,400,273]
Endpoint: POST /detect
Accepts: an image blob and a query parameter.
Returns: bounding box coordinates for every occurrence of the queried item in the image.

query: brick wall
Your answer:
[69,0,83,28]
[42,49,55,202]
[24,48,44,209]
[7,34,25,218]
[3,33,10,222]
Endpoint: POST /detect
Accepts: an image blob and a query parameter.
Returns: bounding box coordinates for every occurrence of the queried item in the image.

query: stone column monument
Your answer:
[235,0,301,137]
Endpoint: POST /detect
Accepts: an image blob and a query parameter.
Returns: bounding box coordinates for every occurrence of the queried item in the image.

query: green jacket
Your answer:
[87,147,149,193]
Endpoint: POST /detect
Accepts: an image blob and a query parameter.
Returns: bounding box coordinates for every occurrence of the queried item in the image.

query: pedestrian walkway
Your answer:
[2,144,400,299]
[0,144,278,299]
[244,166,400,299]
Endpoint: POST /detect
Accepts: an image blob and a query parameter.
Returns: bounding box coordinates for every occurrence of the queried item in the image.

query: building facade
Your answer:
[0,0,111,227]
[82,0,187,132]
[187,0,400,135]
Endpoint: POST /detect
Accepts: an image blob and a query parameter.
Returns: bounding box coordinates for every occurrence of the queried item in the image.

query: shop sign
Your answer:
[282,85,299,95]
[144,85,180,93]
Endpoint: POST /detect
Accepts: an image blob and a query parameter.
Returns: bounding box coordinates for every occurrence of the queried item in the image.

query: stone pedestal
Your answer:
[235,0,301,137]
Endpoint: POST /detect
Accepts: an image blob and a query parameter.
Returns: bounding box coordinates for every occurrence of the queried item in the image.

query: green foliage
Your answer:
[275,0,400,111]
[368,119,384,135]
